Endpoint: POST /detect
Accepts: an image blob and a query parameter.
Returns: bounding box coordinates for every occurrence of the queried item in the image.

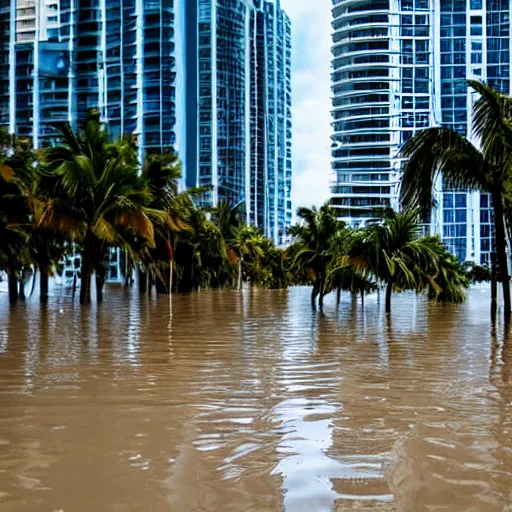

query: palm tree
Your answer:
[288,203,343,308]
[212,200,245,287]
[39,111,159,303]
[173,202,229,292]
[0,213,28,303]
[348,209,448,313]
[463,261,492,283]
[0,131,34,303]
[327,220,376,304]
[329,265,377,305]
[139,152,188,295]
[400,80,512,317]
[258,245,290,289]
[424,248,470,304]
[233,225,266,289]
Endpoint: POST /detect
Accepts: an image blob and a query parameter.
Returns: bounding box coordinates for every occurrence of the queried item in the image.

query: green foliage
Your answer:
[342,209,469,311]
[425,249,470,304]
[400,80,512,317]
[463,261,492,283]
[39,115,159,302]
[286,205,469,311]
[0,117,474,311]
[287,203,346,306]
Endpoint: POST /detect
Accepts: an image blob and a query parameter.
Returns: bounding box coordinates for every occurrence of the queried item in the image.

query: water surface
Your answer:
[0,286,511,511]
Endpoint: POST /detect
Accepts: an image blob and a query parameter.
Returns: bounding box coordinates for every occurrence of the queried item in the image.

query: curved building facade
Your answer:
[331,0,512,264]
[330,0,433,225]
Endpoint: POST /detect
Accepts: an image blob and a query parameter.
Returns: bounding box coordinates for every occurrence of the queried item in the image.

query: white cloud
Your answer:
[281,0,332,210]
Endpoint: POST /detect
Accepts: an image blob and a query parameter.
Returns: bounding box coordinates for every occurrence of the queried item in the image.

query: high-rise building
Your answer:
[330,0,509,264]
[3,0,183,155]
[2,0,292,245]
[250,0,293,244]
[185,0,292,245]
[0,1,11,129]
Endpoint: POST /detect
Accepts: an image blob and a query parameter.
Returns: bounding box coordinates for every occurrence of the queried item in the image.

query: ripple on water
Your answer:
[0,286,511,511]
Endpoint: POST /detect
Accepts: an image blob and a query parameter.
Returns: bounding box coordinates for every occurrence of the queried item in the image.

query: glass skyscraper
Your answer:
[330,0,510,264]
[2,0,183,155]
[2,0,291,245]
[251,0,293,245]
[185,0,292,245]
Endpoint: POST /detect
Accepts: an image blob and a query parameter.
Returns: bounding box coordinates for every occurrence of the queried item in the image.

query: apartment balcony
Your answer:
[332,34,390,49]
[332,49,393,65]
[332,8,390,25]
[332,125,392,136]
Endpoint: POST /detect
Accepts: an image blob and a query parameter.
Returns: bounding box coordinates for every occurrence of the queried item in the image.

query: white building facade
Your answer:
[330,0,509,264]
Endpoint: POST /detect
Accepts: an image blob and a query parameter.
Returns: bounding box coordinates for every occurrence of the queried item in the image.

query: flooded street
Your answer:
[0,286,511,511]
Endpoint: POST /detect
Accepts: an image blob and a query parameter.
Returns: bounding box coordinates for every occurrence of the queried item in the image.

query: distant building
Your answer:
[330,0,508,264]
[185,0,292,245]
[2,0,292,245]
[2,0,182,156]
[250,0,293,245]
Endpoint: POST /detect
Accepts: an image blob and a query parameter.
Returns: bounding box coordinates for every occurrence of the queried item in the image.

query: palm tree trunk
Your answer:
[124,252,130,287]
[29,268,37,299]
[237,258,243,290]
[40,266,49,304]
[336,287,341,305]
[491,252,498,320]
[138,269,147,294]
[156,268,169,294]
[80,252,91,305]
[18,274,25,301]
[319,276,326,310]
[80,234,94,304]
[361,289,365,307]
[493,191,511,318]
[8,271,18,304]
[167,238,174,295]
[80,269,91,304]
[96,274,105,303]
[311,281,320,306]
[385,281,393,314]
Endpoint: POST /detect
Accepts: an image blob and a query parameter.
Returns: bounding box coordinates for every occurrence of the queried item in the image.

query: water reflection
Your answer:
[0,286,511,511]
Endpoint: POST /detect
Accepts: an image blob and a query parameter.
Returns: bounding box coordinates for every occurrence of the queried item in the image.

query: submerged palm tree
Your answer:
[348,209,454,313]
[0,132,35,303]
[40,111,159,303]
[424,248,470,304]
[173,201,229,292]
[400,80,512,317]
[232,225,266,289]
[329,265,377,305]
[288,203,344,308]
[140,152,188,294]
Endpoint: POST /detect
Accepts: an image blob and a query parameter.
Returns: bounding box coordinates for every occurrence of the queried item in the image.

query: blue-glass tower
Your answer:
[437,0,508,264]
[4,0,182,156]
[185,0,292,245]
[3,0,292,246]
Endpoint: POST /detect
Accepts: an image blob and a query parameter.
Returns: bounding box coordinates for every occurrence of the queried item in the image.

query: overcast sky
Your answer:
[281,0,332,209]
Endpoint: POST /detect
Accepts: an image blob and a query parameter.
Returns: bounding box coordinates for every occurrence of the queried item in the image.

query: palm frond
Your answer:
[400,127,486,212]
[469,80,512,175]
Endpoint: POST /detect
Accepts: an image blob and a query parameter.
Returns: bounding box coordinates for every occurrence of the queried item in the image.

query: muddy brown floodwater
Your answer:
[0,286,511,511]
